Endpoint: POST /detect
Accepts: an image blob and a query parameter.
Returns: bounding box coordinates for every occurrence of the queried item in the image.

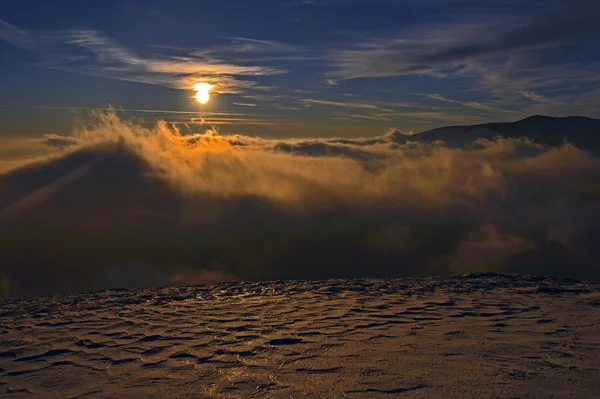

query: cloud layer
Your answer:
[1,112,599,298]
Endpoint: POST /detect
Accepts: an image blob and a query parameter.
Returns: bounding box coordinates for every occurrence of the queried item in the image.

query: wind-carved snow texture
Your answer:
[1,274,599,398]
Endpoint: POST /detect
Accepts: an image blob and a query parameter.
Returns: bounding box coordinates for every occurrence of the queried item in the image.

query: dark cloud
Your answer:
[0,112,599,298]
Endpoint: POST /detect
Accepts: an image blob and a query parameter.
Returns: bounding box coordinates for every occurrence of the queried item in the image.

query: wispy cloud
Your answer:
[332,112,392,121]
[171,36,316,64]
[389,111,481,123]
[218,36,302,54]
[420,93,517,114]
[232,102,259,107]
[274,105,303,111]
[0,18,31,49]
[0,23,286,94]
[0,104,281,127]
[340,110,480,124]
[300,98,393,112]
[518,91,552,103]
[328,2,600,105]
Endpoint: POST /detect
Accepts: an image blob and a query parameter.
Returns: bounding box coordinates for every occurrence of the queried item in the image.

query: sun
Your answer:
[194,83,213,104]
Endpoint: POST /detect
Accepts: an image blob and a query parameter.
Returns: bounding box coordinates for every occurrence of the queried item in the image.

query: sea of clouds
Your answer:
[1,112,599,297]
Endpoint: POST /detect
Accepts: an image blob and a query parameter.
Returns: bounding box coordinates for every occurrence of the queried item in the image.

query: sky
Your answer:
[1,0,599,138]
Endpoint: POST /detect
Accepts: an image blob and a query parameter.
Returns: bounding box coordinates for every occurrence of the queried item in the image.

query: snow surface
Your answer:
[1,274,599,398]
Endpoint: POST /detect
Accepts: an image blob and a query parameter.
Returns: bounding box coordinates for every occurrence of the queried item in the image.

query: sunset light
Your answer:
[1,1,599,397]
[194,82,213,104]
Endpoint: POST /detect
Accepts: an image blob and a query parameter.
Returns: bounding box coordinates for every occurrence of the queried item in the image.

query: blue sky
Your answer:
[1,0,599,137]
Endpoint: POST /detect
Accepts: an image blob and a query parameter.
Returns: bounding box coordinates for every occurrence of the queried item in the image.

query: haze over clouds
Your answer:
[0,112,599,298]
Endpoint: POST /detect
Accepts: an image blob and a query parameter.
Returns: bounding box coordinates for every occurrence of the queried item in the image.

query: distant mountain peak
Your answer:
[518,115,595,122]
[413,115,600,149]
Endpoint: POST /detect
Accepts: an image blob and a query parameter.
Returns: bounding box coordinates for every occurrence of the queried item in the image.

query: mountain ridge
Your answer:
[407,115,600,149]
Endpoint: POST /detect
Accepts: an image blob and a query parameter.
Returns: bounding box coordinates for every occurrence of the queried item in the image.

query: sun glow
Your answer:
[194,83,213,104]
